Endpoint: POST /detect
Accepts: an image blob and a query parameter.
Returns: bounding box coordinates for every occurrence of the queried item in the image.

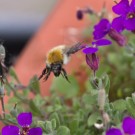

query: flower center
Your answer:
[127,12,135,19]
[92,44,97,48]
[20,126,30,135]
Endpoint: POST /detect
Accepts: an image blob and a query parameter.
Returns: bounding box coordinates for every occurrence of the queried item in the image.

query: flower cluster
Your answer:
[82,39,111,75]
[79,0,135,74]
[106,116,135,135]
[112,0,135,32]
[2,112,42,135]
[93,18,127,47]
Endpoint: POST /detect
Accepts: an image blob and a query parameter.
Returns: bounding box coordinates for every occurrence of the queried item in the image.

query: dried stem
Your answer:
[114,0,118,4]
[0,96,5,118]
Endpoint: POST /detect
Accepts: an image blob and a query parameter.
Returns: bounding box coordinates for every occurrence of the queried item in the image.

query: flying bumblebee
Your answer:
[38,42,85,82]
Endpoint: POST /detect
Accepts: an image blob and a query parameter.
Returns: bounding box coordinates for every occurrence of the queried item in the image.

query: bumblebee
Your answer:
[38,42,84,82]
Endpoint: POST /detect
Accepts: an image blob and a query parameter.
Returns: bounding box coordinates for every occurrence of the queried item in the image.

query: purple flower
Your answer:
[106,116,135,135]
[82,38,111,74]
[106,128,122,135]
[93,19,111,40]
[93,18,127,46]
[112,0,135,32]
[83,38,112,54]
[2,112,42,135]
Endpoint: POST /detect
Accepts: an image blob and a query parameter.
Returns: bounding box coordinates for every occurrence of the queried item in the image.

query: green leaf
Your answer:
[10,107,18,117]
[49,112,60,128]
[28,75,40,94]
[51,119,57,130]
[130,69,135,80]
[112,99,127,112]
[82,93,97,105]
[37,121,46,132]
[33,94,45,108]
[50,75,79,99]
[57,126,70,135]
[45,121,53,133]
[87,112,101,127]
[126,97,135,117]
[4,114,17,125]
[69,119,79,134]
[29,100,42,116]
[9,67,20,83]
[102,74,110,94]
[132,93,135,104]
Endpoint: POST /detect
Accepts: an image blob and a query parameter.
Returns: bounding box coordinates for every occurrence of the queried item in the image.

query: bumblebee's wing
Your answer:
[64,41,85,56]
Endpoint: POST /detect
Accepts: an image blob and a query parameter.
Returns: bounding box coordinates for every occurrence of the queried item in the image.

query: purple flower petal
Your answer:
[17,112,32,127]
[122,116,135,134]
[28,127,42,135]
[112,16,125,32]
[93,39,112,46]
[93,30,107,40]
[94,19,110,30]
[112,0,130,15]
[2,125,19,135]
[124,18,135,30]
[83,47,98,54]
[93,19,111,40]
[130,0,135,12]
[106,128,122,135]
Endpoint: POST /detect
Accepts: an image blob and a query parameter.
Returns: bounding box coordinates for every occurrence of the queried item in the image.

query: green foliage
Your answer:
[1,6,135,135]
[87,112,101,127]
[50,75,79,99]
[57,126,70,135]
[1,61,135,135]
[28,75,40,94]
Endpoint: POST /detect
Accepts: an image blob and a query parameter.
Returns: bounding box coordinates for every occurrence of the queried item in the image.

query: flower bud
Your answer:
[0,84,4,96]
[0,45,5,61]
[76,7,94,20]
[10,106,18,117]
[102,112,110,126]
[98,88,106,111]
[76,9,83,20]
[86,53,99,74]
[108,28,127,46]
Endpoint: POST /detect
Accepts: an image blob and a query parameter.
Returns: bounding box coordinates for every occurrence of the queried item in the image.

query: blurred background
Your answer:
[0,0,58,66]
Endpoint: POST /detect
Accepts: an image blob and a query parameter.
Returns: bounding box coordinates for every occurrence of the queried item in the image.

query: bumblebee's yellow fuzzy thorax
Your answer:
[46,47,64,65]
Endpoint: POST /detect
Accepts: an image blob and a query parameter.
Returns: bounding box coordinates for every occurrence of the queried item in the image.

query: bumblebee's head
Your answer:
[51,63,62,77]
[39,62,70,82]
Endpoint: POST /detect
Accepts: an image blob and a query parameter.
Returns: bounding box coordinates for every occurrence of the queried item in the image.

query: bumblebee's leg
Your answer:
[0,78,5,85]
[38,68,47,80]
[1,61,8,72]
[61,68,70,83]
[44,70,51,81]
[60,72,64,78]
